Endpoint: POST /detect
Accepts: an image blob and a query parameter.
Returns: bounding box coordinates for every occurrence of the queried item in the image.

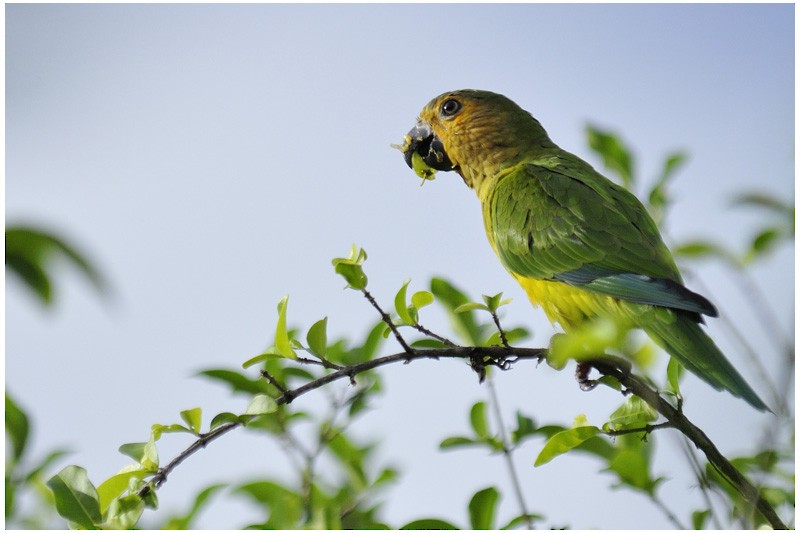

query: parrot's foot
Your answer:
[575,362,599,391]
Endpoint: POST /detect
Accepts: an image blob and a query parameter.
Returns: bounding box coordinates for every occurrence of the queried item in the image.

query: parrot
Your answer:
[396,89,768,412]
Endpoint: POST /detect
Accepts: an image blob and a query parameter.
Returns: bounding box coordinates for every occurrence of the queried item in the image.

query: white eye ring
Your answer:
[440,98,462,117]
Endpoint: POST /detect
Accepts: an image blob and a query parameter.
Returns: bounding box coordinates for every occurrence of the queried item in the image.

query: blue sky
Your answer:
[6,4,794,528]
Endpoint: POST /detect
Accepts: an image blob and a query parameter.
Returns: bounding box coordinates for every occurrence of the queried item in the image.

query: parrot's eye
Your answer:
[440,98,462,117]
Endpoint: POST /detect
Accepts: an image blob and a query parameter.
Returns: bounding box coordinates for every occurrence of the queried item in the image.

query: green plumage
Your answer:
[404,89,769,411]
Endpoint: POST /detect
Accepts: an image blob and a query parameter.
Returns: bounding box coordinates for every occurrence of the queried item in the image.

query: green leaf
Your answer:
[482,292,510,313]
[5,392,30,462]
[430,278,484,345]
[306,317,328,357]
[469,401,490,440]
[160,483,226,529]
[245,394,278,416]
[692,509,711,530]
[673,240,740,267]
[401,518,459,530]
[501,513,544,530]
[327,432,368,491]
[439,436,480,450]
[666,357,684,395]
[151,423,193,441]
[411,290,434,310]
[197,368,269,395]
[732,192,794,218]
[647,152,687,215]
[395,279,415,325]
[454,302,489,313]
[5,225,108,305]
[535,426,601,467]
[180,407,203,434]
[745,226,785,263]
[586,125,634,189]
[210,412,241,430]
[274,296,297,359]
[118,436,159,472]
[606,447,660,494]
[96,468,149,513]
[104,494,144,529]
[46,465,102,529]
[511,412,539,445]
[237,481,304,528]
[468,486,499,529]
[331,245,368,290]
[604,396,658,431]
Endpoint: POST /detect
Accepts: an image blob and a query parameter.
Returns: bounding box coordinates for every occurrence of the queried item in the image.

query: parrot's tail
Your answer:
[642,313,770,412]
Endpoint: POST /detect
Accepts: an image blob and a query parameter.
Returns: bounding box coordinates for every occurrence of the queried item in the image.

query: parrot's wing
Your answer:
[490,162,717,317]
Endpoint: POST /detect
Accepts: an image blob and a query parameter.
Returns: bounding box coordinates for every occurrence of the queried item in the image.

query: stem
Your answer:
[362,289,413,353]
[486,374,534,529]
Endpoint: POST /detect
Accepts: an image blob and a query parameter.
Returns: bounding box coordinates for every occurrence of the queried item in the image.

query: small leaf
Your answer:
[482,292,508,313]
[104,494,145,529]
[151,423,193,441]
[604,396,658,431]
[666,357,684,395]
[745,226,785,263]
[331,245,368,290]
[118,436,158,472]
[468,486,499,530]
[673,240,739,265]
[97,468,148,513]
[245,394,278,416]
[501,513,544,530]
[394,279,415,325]
[606,447,660,494]
[586,125,634,189]
[46,465,102,529]
[5,393,29,462]
[198,368,269,395]
[210,412,240,430]
[274,296,297,359]
[411,290,434,310]
[431,278,484,345]
[535,426,601,467]
[511,412,539,445]
[439,436,480,450]
[401,518,458,530]
[454,302,488,313]
[180,407,203,434]
[692,509,711,530]
[469,402,490,439]
[306,317,328,357]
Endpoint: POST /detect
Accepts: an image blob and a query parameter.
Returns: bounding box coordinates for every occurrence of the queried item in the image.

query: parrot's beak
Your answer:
[403,122,454,171]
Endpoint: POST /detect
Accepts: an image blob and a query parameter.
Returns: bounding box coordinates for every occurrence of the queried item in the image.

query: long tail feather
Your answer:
[642,313,770,412]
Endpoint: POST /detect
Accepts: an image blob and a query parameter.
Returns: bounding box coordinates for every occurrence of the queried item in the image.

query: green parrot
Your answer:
[397,89,768,411]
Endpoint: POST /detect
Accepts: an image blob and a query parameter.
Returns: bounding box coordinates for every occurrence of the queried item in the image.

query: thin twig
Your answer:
[361,289,413,353]
[486,374,534,529]
[490,310,509,347]
[260,369,289,395]
[603,421,672,438]
[411,323,459,347]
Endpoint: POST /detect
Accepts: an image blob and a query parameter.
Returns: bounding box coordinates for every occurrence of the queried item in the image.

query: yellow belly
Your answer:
[513,274,632,330]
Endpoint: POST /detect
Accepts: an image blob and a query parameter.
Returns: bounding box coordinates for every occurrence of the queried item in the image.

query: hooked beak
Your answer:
[402,122,454,171]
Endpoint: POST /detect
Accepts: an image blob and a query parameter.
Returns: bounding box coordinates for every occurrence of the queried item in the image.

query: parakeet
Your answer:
[397,89,768,411]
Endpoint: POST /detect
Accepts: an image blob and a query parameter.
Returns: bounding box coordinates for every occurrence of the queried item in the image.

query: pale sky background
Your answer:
[6,3,794,529]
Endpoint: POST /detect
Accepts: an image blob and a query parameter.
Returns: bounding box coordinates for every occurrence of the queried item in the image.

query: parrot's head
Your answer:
[397,89,553,193]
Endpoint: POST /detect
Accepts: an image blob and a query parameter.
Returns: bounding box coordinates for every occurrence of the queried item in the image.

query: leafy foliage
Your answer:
[9,129,793,529]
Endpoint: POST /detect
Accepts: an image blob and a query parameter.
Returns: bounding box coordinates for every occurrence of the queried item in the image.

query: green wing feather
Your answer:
[488,155,769,411]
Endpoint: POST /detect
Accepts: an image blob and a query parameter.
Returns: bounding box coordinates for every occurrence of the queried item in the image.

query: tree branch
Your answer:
[138,346,786,529]
[588,358,787,530]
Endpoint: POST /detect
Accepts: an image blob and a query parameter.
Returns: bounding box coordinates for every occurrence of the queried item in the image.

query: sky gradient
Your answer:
[6,4,794,528]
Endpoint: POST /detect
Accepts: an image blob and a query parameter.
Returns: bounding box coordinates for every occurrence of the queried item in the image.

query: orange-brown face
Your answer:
[401,90,545,188]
